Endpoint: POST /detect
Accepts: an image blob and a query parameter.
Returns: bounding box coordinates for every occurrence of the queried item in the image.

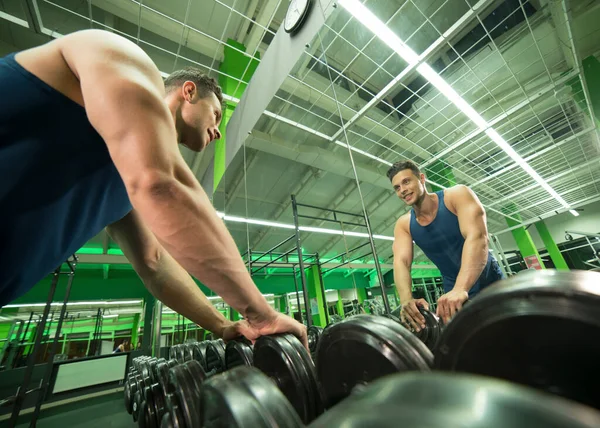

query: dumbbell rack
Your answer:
[124,270,600,427]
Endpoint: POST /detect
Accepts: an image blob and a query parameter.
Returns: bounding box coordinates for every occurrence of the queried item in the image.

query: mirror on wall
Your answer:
[0,300,144,369]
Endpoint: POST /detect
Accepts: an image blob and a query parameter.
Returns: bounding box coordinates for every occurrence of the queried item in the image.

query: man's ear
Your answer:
[182,81,197,102]
[419,172,426,185]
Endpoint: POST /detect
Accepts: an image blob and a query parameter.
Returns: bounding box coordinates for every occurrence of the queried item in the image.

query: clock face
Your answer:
[284,0,311,33]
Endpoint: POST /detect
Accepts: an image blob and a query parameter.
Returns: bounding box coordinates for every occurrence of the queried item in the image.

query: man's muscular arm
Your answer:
[58,31,283,330]
[437,185,488,322]
[393,216,429,331]
[107,211,233,338]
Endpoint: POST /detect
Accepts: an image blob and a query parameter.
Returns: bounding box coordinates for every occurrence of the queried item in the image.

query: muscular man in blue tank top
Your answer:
[387,160,504,331]
[0,30,307,348]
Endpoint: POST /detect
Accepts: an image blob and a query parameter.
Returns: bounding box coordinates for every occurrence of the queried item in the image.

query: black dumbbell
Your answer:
[308,325,324,355]
[224,338,254,369]
[161,363,303,428]
[389,306,443,350]
[315,314,433,408]
[161,334,323,426]
[308,372,600,428]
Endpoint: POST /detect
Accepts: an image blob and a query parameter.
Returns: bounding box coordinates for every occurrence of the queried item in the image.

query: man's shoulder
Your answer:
[394,212,412,233]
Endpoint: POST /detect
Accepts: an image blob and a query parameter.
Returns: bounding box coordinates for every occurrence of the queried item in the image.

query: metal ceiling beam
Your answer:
[471,126,596,187]
[420,69,579,169]
[220,0,337,196]
[250,167,323,249]
[244,0,280,55]
[23,0,43,33]
[488,156,600,208]
[236,0,260,42]
[493,192,600,236]
[223,149,260,212]
[329,0,498,142]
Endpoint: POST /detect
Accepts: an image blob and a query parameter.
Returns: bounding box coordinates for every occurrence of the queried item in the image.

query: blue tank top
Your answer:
[0,53,132,306]
[409,190,503,296]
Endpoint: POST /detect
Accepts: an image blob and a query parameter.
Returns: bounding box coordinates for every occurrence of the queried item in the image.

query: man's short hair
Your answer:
[164,67,223,104]
[386,160,422,181]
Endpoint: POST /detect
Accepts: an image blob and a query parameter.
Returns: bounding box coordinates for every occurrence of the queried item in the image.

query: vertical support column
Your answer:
[306,265,328,327]
[363,212,390,315]
[356,288,367,304]
[229,308,241,321]
[292,267,304,323]
[141,294,155,355]
[131,313,140,349]
[291,195,312,327]
[535,221,570,270]
[152,301,163,358]
[503,204,544,270]
[336,292,344,319]
[276,295,287,314]
[214,39,260,189]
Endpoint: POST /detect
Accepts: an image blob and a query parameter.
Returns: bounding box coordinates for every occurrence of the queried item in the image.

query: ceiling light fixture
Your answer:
[337,0,576,216]
[216,211,395,241]
[2,300,143,309]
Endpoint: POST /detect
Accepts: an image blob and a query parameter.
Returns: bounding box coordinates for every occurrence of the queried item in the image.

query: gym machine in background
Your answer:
[565,230,600,270]
[291,194,391,317]
[489,233,514,277]
[1,255,78,427]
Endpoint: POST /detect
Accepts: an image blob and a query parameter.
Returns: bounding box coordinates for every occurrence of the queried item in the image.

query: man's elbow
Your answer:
[126,169,181,203]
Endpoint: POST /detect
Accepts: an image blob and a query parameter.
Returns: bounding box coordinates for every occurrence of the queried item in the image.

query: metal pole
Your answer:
[315,253,330,325]
[363,213,390,314]
[248,249,252,276]
[252,235,296,263]
[291,194,312,327]
[9,268,60,427]
[3,320,23,370]
[30,266,76,426]
[153,301,163,357]
[292,267,303,324]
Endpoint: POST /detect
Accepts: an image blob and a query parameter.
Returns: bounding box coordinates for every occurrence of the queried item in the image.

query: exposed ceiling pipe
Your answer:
[250,167,323,250]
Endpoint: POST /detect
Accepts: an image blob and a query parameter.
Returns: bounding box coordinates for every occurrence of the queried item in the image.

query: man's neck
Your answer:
[413,191,438,218]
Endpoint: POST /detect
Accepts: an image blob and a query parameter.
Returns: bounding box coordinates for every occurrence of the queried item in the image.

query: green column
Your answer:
[356,287,367,303]
[131,313,140,348]
[426,159,456,192]
[306,266,327,327]
[503,204,544,269]
[141,294,155,354]
[535,221,569,270]
[277,295,287,314]
[568,56,600,128]
[215,39,260,189]
[336,292,344,319]
[229,308,241,321]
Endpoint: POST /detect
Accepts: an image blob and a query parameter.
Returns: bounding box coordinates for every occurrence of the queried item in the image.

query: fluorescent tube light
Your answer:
[339,0,573,213]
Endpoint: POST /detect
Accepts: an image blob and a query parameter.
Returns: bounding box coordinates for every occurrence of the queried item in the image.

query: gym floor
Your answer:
[11,393,135,428]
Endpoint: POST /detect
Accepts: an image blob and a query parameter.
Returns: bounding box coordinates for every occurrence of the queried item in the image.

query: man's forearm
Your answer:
[131,175,273,323]
[394,263,413,303]
[140,249,233,337]
[453,235,488,293]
